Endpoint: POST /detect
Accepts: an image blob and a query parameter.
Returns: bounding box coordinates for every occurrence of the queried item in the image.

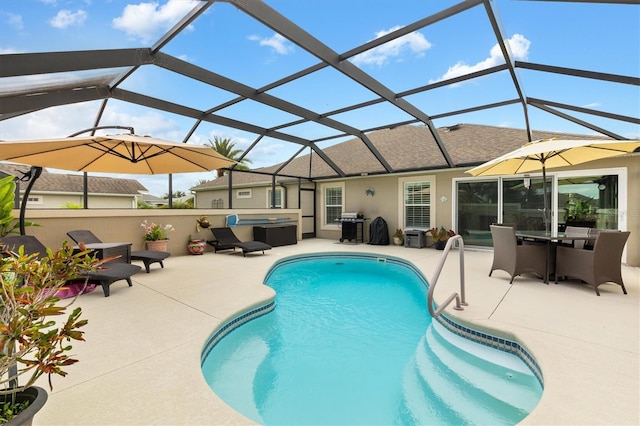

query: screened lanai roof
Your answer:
[0,0,638,186]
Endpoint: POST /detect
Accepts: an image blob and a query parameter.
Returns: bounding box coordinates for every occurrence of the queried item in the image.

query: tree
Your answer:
[206,136,252,177]
[162,190,186,199]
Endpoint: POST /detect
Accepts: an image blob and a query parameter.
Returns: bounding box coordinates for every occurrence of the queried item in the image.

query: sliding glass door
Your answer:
[455,170,623,247]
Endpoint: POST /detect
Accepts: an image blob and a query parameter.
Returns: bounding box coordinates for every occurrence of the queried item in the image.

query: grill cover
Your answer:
[368,216,390,245]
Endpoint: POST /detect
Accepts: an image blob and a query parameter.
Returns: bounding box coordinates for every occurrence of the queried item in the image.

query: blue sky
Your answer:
[1,0,638,196]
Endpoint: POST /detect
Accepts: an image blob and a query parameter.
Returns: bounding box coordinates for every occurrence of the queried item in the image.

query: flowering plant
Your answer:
[428,226,455,242]
[141,220,174,241]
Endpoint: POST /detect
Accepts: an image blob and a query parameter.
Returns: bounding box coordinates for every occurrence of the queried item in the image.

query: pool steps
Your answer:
[402,324,540,424]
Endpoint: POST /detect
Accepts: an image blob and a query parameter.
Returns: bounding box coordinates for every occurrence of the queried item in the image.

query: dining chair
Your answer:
[560,226,590,249]
[555,230,630,296]
[489,225,547,283]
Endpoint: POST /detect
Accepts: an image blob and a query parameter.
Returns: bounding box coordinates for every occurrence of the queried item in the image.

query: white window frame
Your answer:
[236,189,252,199]
[266,188,283,208]
[320,182,345,230]
[26,195,43,205]
[398,175,435,230]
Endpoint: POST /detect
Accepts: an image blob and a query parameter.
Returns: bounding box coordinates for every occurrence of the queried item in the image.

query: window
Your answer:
[266,188,283,208]
[236,189,252,199]
[26,196,42,205]
[322,183,344,228]
[401,179,433,228]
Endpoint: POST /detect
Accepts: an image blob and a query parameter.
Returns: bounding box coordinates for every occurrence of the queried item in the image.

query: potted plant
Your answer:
[428,226,456,250]
[1,175,102,424]
[1,242,102,425]
[564,197,597,228]
[187,235,206,255]
[393,229,404,246]
[141,220,174,252]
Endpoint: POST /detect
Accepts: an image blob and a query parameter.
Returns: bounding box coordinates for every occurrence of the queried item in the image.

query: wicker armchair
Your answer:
[489,225,547,283]
[555,231,630,296]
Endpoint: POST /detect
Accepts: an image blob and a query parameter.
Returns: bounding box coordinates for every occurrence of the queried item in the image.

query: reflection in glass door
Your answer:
[502,176,550,231]
[457,181,498,247]
[558,175,618,230]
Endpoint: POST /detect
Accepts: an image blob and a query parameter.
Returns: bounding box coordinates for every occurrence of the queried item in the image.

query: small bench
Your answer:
[131,250,171,273]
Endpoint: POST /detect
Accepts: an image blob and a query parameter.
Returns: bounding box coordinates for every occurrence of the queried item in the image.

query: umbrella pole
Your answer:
[19,166,42,235]
[542,162,549,234]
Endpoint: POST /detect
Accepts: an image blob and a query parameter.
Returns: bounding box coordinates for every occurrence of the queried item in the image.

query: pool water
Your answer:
[201,255,542,425]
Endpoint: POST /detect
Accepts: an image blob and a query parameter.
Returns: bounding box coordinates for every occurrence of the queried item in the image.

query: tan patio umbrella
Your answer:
[0,132,236,233]
[0,133,235,174]
[466,138,640,233]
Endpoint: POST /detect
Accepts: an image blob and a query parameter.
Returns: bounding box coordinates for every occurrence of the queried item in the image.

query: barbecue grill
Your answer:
[336,212,366,243]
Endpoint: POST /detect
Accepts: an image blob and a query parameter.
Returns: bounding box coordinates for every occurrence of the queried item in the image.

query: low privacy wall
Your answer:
[18,208,302,256]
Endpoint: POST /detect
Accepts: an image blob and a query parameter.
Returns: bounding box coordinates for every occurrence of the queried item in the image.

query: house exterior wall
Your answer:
[196,184,308,210]
[315,156,639,265]
[22,192,137,209]
[191,155,639,265]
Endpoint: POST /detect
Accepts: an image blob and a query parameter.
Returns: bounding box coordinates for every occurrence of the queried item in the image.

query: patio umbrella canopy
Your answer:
[0,132,236,235]
[466,138,640,232]
[0,133,236,174]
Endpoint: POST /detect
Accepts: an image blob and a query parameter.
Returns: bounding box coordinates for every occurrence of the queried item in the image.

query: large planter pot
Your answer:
[146,239,169,252]
[434,240,447,250]
[187,239,206,255]
[1,386,48,426]
[393,237,403,246]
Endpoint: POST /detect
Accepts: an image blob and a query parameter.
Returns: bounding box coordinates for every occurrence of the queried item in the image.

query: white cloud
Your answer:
[49,9,87,29]
[248,33,294,55]
[582,102,601,109]
[112,0,197,43]
[430,34,530,84]
[351,26,432,67]
[5,12,24,30]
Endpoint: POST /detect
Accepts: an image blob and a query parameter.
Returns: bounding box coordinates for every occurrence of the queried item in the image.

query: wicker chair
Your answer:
[555,230,630,296]
[489,225,547,283]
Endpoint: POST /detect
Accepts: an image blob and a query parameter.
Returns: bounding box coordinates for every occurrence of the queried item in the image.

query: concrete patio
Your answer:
[33,239,639,425]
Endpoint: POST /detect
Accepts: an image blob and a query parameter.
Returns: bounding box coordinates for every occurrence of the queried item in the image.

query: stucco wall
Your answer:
[190,154,639,265]
[17,209,302,257]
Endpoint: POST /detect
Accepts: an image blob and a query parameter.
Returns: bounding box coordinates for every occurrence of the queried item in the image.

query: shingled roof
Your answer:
[193,123,608,190]
[0,163,147,195]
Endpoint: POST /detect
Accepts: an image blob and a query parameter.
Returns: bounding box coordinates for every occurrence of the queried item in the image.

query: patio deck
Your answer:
[33,239,639,425]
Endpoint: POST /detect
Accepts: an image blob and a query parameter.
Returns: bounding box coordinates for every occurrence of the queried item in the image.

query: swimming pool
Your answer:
[201,253,542,425]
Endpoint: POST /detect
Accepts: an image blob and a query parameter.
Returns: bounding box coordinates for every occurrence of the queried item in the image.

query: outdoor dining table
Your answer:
[515,230,597,284]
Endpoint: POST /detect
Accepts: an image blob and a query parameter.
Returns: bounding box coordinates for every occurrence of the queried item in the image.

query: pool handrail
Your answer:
[428,234,467,317]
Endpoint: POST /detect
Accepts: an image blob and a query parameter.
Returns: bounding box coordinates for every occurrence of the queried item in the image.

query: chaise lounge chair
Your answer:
[67,230,170,273]
[0,235,141,297]
[207,227,272,256]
